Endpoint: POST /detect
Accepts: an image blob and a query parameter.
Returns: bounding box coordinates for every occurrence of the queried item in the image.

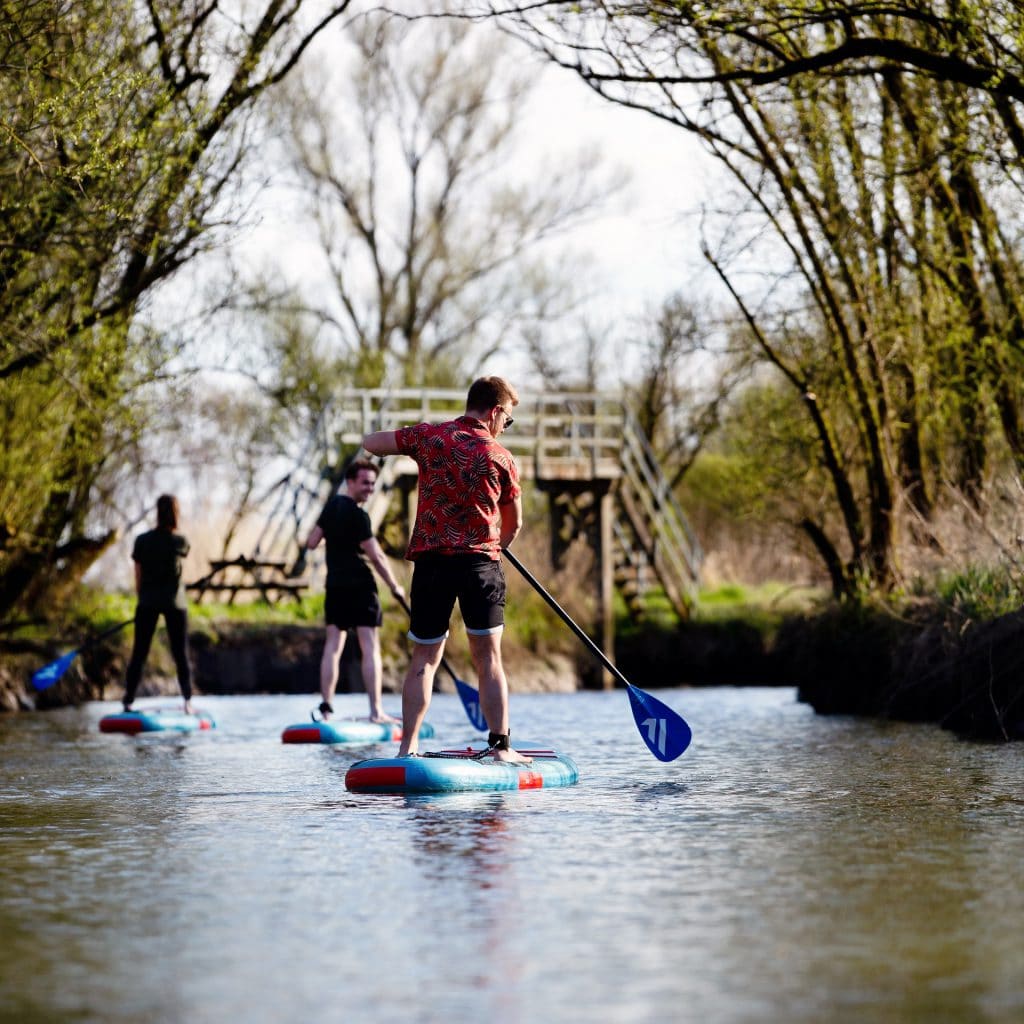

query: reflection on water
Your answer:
[1,688,1023,1023]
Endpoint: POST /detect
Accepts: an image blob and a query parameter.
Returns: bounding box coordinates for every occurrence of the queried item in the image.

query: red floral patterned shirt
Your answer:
[395,416,521,559]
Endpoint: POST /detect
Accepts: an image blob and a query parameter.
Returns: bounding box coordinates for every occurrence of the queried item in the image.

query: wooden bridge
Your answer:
[235,388,703,679]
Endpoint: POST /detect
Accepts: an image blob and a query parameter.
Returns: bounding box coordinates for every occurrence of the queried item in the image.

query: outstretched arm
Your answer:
[360,537,405,598]
[363,430,400,456]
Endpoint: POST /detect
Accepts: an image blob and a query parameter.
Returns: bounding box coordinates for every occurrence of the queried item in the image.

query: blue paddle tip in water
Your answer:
[626,684,692,762]
[454,676,488,732]
[32,650,78,690]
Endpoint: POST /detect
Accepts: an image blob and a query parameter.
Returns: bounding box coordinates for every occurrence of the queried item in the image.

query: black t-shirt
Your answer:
[132,529,190,609]
[317,494,375,591]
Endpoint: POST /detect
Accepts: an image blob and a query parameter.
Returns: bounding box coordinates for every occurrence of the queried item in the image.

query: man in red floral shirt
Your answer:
[363,377,528,763]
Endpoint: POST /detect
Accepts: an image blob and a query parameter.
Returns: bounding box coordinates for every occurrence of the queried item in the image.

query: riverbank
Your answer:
[616,600,1024,741]
[5,602,1024,740]
[0,619,578,714]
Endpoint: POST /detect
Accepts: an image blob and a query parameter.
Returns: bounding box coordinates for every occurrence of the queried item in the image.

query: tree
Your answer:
[625,292,753,491]
[485,2,1024,115]
[487,0,1024,596]
[178,11,623,570]
[0,0,364,619]
[241,10,620,390]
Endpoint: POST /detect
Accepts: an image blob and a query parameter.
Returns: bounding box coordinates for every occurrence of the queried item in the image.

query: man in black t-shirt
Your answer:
[305,460,405,722]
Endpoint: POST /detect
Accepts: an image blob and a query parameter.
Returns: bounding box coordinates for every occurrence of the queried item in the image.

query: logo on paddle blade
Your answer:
[626,684,692,762]
[454,677,487,731]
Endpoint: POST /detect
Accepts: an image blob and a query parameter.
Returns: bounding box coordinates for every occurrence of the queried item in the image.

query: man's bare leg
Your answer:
[469,631,531,764]
[398,640,445,756]
[319,625,346,719]
[357,625,398,723]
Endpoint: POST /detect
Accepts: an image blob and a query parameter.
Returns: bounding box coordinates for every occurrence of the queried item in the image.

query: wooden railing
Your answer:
[325,387,626,480]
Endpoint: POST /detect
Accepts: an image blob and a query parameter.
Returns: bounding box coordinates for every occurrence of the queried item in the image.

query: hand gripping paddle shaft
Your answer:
[502,549,692,762]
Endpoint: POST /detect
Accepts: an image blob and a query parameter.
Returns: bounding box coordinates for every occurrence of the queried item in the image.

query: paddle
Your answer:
[32,619,134,691]
[394,595,487,731]
[502,549,692,762]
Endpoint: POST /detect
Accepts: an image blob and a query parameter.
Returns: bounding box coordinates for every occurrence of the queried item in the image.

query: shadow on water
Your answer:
[628,779,690,800]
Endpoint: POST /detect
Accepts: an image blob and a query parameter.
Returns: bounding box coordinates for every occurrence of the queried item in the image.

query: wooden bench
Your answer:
[188,556,308,605]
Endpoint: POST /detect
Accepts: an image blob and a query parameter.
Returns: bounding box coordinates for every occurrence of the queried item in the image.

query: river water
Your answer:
[1,687,1022,1024]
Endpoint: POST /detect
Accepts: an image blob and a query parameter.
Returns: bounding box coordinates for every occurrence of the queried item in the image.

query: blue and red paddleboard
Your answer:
[281,719,435,745]
[345,746,579,794]
[99,708,215,734]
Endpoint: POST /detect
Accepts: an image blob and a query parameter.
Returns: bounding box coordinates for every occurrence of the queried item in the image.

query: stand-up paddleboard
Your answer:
[281,719,435,745]
[345,746,579,793]
[99,708,215,734]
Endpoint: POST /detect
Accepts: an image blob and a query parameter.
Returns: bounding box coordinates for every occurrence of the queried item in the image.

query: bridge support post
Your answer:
[541,480,616,689]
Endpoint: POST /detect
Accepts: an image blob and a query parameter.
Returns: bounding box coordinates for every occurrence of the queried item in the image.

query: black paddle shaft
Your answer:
[501,549,632,690]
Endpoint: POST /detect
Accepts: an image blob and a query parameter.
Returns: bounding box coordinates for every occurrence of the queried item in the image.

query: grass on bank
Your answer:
[911,565,1024,622]
[693,581,828,629]
[612,580,828,640]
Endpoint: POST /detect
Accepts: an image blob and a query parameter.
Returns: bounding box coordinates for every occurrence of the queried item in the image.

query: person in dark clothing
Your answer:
[305,459,406,722]
[123,494,193,713]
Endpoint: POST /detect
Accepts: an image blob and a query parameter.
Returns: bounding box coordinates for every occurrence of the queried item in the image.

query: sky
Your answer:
[518,62,714,318]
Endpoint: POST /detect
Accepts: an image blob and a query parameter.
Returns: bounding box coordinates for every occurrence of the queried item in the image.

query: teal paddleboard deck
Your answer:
[281,719,435,745]
[345,747,579,793]
[99,708,215,734]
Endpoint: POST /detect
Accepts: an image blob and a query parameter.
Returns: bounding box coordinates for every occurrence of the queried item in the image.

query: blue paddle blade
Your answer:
[32,649,79,691]
[626,684,692,762]
[454,676,488,732]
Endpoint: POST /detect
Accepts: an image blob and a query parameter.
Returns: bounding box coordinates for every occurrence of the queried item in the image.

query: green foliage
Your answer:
[611,570,829,651]
[71,588,136,630]
[694,581,826,634]
[189,595,326,627]
[504,586,565,653]
[697,583,747,607]
[0,0,359,620]
[679,380,825,546]
[927,566,1024,622]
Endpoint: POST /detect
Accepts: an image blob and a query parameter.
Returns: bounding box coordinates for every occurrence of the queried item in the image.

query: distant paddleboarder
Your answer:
[363,376,530,764]
[122,494,193,714]
[305,459,406,723]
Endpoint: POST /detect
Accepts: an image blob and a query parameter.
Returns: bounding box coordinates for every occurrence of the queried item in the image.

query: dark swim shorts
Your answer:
[324,586,382,629]
[407,554,506,643]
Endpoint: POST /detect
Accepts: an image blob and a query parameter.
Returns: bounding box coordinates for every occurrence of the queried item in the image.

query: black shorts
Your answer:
[408,554,506,644]
[324,586,382,629]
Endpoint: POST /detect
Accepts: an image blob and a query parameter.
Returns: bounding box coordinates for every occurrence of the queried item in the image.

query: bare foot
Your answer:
[369,712,401,725]
[183,701,194,715]
[490,747,533,765]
